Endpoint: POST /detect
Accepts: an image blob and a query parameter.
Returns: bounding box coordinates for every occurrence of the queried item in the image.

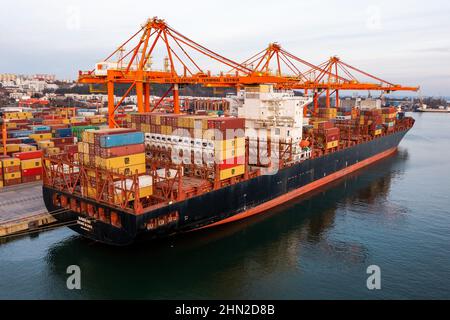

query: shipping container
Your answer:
[99,144,145,158]
[1,158,20,167]
[97,153,146,169]
[22,167,43,176]
[219,165,245,180]
[99,132,144,148]
[13,150,43,161]
[21,159,42,170]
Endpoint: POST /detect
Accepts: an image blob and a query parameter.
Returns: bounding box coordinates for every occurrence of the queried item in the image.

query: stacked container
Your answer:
[79,128,146,175]
[382,107,397,132]
[315,121,340,149]
[360,109,383,135]
[77,128,152,203]
[317,108,337,120]
[131,113,247,181]
[14,150,43,183]
[1,158,21,186]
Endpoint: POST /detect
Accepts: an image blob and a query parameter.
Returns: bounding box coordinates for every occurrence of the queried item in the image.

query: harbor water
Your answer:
[0,113,449,299]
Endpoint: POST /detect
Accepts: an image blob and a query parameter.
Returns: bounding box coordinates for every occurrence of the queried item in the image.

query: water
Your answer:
[1,113,449,299]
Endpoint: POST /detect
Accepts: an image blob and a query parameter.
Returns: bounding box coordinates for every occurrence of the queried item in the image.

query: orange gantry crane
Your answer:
[234,43,419,114]
[78,17,296,128]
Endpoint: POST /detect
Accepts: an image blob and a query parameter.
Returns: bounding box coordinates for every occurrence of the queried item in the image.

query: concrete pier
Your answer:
[0,182,56,238]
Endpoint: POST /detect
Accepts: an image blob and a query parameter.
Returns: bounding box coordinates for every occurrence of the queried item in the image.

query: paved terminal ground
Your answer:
[0,182,56,238]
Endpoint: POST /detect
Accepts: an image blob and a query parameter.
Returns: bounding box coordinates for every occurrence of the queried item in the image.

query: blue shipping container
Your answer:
[55,128,73,138]
[99,132,144,148]
[21,138,35,144]
[31,125,51,132]
[9,130,33,138]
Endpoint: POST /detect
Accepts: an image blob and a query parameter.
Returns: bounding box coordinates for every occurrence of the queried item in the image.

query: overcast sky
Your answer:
[1,0,449,96]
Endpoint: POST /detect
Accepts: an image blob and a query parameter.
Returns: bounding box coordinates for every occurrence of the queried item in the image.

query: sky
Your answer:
[1,0,449,96]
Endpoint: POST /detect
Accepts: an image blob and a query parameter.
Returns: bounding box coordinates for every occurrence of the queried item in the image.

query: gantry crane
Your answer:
[78,17,297,128]
[234,43,419,114]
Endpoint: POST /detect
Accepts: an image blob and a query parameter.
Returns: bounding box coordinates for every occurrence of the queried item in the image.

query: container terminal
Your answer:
[0,18,418,244]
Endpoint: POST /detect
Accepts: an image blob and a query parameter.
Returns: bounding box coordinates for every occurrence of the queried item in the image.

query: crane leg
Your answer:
[107,81,115,128]
[313,91,319,116]
[173,84,180,114]
[335,90,339,109]
[144,83,150,112]
[136,81,144,113]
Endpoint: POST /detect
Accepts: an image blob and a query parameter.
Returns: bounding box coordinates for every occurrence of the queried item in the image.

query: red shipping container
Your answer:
[4,178,22,186]
[324,127,339,136]
[6,138,22,144]
[22,175,42,183]
[99,144,145,158]
[13,150,43,160]
[219,156,246,170]
[52,137,75,145]
[207,118,245,131]
[326,135,339,142]
[317,121,333,130]
[22,167,43,176]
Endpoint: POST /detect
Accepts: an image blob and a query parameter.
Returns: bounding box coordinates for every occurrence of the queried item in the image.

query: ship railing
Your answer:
[43,153,145,214]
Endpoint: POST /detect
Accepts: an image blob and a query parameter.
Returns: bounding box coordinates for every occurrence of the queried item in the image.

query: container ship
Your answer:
[41,84,414,245]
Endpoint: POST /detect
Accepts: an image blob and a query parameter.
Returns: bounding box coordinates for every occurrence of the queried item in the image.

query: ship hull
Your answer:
[43,129,409,246]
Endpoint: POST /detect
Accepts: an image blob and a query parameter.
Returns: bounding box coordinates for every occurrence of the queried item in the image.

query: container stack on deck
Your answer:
[382,107,397,132]
[76,128,152,204]
[129,113,247,181]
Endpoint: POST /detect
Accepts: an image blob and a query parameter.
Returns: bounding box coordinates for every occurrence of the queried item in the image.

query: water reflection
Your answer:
[45,150,408,299]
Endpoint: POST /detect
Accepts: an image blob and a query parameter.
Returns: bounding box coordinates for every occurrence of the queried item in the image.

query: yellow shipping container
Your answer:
[83,142,90,154]
[6,144,20,153]
[83,154,90,165]
[46,147,61,155]
[82,186,97,198]
[6,122,17,129]
[2,158,20,167]
[326,140,339,149]
[219,165,245,180]
[4,172,21,180]
[62,119,70,124]
[37,140,55,149]
[30,133,52,141]
[0,181,3,188]
[215,147,245,161]
[115,163,146,175]
[21,159,42,170]
[374,129,382,135]
[19,144,37,152]
[98,153,145,169]
[214,137,245,150]
[77,142,84,153]
[82,130,96,144]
